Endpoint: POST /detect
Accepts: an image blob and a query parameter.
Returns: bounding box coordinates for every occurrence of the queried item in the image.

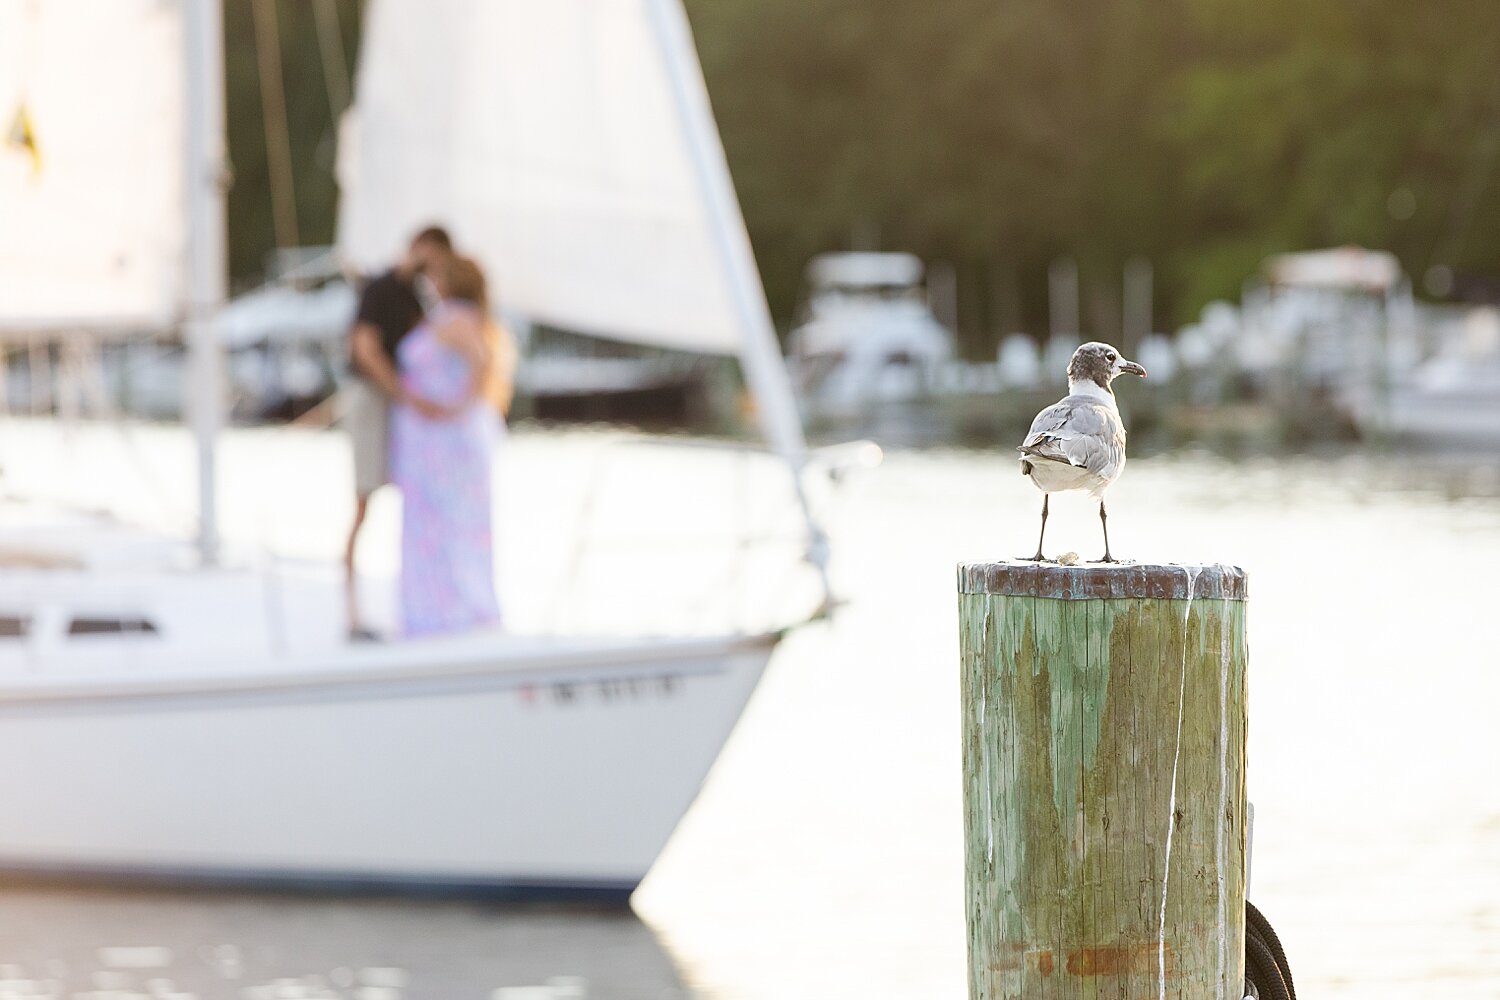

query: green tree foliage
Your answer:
[688,0,1500,347]
[1169,1,1500,309]
[223,1,1500,352]
[224,1,359,284]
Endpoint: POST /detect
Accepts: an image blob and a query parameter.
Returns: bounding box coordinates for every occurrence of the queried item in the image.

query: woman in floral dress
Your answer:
[390,255,515,637]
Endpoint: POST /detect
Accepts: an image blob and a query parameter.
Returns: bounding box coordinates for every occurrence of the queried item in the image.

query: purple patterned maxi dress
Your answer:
[391,300,503,637]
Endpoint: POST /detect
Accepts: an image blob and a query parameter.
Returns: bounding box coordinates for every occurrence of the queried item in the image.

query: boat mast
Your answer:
[183,0,229,565]
[644,0,833,605]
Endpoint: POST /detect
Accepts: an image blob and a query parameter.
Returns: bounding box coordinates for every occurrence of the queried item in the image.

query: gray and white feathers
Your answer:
[1017,342,1146,562]
[1018,342,1146,498]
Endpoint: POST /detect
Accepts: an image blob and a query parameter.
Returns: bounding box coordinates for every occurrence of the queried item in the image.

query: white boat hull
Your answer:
[0,631,776,901]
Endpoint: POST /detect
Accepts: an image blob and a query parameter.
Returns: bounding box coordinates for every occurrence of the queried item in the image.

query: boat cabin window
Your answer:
[66,616,159,637]
[0,616,31,638]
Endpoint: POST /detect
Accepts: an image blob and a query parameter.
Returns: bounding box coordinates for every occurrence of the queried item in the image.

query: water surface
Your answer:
[0,422,1496,999]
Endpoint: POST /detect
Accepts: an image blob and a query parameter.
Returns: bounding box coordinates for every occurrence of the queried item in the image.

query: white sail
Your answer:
[0,0,186,334]
[340,0,823,585]
[338,0,759,359]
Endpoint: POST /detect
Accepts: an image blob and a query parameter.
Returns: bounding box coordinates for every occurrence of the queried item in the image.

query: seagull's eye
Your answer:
[1105,352,1116,363]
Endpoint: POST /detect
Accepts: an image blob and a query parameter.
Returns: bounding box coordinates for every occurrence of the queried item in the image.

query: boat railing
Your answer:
[535,434,874,637]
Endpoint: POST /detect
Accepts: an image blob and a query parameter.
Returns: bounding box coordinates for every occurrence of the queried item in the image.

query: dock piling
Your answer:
[958,561,1249,999]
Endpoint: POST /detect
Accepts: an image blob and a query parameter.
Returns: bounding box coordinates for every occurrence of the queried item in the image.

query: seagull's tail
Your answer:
[1018,446,1084,470]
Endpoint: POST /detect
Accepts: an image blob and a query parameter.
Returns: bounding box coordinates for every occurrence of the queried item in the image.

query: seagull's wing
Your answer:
[1017,397,1124,478]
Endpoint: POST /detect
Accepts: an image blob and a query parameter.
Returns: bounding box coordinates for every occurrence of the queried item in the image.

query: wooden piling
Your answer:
[958,561,1248,1000]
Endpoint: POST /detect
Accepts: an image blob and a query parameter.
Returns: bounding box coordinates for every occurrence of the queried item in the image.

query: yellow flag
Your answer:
[6,102,41,176]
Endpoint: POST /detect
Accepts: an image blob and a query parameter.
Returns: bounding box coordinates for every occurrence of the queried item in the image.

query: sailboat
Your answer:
[0,0,828,900]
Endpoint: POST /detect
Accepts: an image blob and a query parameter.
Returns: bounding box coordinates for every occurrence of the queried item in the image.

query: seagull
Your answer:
[1018,341,1147,562]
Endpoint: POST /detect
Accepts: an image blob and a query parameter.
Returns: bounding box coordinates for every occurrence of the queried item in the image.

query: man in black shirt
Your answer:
[344,225,453,640]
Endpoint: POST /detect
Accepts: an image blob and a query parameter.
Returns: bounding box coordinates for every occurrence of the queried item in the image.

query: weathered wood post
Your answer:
[958,561,1248,999]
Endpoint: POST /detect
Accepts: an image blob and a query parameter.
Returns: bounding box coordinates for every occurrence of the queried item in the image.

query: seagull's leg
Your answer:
[1024,494,1049,561]
[1097,500,1117,563]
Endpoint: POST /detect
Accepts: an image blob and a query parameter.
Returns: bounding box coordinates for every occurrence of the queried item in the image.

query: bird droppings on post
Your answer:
[958,560,1248,1000]
[1017,341,1147,563]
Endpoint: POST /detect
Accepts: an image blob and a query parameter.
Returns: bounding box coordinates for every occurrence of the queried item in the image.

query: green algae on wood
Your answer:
[958,561,1248,1000]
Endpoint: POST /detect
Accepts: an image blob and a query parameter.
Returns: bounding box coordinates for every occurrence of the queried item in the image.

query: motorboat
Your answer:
[787,252,955,416]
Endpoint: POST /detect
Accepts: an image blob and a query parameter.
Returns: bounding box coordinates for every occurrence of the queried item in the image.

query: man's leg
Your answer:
[345,492,372,636]
[344,379,389,641]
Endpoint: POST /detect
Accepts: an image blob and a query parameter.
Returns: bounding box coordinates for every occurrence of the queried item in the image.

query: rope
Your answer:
[1243,900,1296,1000]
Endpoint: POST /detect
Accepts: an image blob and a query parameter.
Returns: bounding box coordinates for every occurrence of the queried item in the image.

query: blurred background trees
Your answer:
[223,0,1500,355]
[224,0,359,281]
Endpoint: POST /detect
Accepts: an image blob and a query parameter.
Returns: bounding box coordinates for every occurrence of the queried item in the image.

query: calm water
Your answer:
[1,421,1498,999]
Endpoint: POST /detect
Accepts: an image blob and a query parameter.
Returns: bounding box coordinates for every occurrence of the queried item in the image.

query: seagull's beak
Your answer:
[1119,359,1147,378]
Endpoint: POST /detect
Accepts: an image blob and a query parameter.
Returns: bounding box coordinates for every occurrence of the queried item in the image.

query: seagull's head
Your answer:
[1068,342,1147,389]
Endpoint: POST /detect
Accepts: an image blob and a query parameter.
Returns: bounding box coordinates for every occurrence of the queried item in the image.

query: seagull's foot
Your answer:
[1019,552,1049,563]
[1094,554,1119,564]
